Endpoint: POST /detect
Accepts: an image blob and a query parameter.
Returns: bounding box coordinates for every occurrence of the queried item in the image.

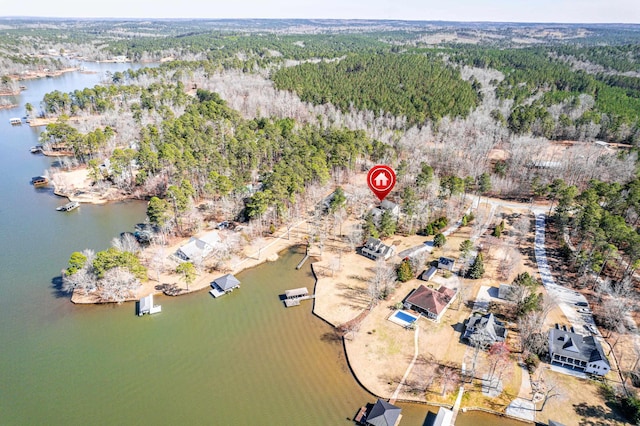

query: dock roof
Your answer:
[213,274,240,291]
[285,287,308,298]
[366,399,401,426]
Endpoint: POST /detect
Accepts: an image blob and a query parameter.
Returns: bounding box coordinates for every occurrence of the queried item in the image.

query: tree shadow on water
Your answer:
[320,331,342,344]
[51,275,70,299]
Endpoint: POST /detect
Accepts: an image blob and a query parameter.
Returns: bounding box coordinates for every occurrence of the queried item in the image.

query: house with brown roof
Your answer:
[403,284,457,322]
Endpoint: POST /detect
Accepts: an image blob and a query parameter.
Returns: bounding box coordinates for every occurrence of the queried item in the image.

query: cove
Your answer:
[0,65,526,426]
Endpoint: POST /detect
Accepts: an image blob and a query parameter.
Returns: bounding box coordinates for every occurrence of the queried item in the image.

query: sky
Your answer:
[2,0,639,24]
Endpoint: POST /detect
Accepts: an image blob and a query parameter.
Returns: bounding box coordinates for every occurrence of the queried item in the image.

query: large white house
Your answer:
[361,237,396,261]
[175,231,222,263]
[548,326,610,376]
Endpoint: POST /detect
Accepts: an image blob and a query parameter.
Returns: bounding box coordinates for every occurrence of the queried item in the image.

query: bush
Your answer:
[601,383,640,424]
[420,217,449,236]
[620,395,640,424]
[433,233,446,247]
[524,353,540,372]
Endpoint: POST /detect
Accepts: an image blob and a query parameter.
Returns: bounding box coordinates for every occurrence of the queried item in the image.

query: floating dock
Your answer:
[283,287,315,307]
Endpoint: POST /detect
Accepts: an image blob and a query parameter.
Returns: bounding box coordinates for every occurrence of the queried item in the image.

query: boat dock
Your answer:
[283,287,315,307]
[138,294,162,316]
[31,176,48,187]
[56,201,80,212]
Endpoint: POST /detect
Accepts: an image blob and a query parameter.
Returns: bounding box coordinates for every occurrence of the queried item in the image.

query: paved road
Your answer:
[533,212,600,336]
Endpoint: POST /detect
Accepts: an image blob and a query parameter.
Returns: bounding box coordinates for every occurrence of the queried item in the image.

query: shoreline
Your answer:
[71,220,308,304]
[9,67,80,82]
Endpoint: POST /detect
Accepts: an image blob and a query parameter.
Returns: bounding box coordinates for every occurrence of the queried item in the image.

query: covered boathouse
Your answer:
[210,274,241,298]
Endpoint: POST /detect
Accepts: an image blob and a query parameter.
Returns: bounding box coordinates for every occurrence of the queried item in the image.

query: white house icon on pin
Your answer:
[374,172,389,187]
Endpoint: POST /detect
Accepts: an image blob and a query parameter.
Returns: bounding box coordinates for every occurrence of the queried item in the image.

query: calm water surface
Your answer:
[0,65,522,425]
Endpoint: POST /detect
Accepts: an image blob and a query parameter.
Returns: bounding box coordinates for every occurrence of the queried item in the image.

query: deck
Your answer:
[209,287,226,298]
[283,287,315,307]
[354,405,368,424]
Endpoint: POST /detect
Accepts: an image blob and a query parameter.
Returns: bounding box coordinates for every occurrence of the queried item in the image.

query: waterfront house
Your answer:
[361,237,396,261]
[210,274,241,298]
[355,399,402,426]
[175,231,222,263]
[548,325,610,376]
[437,257,456,271]
[463,313,508,347]
[403,284,457,322]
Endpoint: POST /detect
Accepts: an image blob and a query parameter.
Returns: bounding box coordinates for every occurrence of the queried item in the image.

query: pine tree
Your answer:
[396,259,414,282]
[433,233,446,247]
[467,252,485,279]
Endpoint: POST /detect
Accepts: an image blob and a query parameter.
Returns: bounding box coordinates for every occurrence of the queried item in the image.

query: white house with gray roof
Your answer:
[361,237,396,261]
[175,231,222,263]
[548,326,610,376]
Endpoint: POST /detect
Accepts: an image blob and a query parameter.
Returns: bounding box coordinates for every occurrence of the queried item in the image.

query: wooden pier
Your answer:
[295,253,310,270]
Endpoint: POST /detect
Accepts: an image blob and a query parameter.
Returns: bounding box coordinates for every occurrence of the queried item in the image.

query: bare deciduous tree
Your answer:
[439,365,460,396]
[367,259,396,308]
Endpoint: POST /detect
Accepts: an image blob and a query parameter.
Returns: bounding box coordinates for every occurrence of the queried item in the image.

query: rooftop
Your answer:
[549,327,610,367]
[405,285,456,316]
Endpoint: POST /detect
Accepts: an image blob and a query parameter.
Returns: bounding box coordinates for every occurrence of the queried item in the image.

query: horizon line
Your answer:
[1,16,639,25]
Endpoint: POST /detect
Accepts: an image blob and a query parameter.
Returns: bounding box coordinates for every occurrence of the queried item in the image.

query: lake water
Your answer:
[0,64,525,425]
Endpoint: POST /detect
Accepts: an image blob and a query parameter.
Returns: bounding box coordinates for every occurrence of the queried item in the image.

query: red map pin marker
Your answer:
[367,164,396,201]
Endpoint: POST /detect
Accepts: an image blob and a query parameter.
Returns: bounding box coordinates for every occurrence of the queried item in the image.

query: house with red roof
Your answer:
[403,284,457,322]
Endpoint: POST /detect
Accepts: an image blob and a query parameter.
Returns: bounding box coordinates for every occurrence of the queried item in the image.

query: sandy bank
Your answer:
[49,168,129,205]
[9,67,79,82]
[29,115,86,127]
[71,220,309,304]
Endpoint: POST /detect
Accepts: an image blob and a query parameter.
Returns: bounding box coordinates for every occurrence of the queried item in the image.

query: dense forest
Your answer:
[272,53,480,124]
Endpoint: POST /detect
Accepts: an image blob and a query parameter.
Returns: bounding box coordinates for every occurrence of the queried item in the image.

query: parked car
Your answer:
[577,308,591,314]
[585,324,598,334]
[575,301,589,307]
